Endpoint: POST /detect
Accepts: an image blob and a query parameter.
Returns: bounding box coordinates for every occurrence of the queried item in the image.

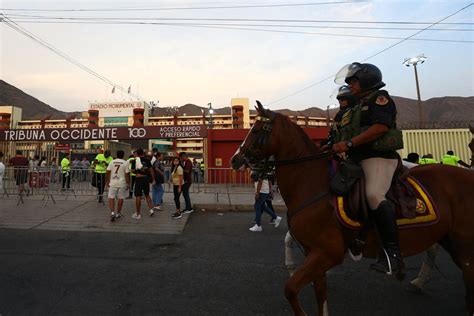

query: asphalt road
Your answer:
[0,212,466,315]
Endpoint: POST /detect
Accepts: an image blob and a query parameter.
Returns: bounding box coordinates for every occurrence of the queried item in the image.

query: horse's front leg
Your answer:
[284,251,337,316]
[313,274,329,316]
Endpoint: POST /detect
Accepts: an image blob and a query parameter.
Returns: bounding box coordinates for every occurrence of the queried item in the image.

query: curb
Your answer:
[193,204,287,212]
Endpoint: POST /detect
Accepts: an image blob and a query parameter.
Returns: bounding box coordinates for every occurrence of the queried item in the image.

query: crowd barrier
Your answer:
[0,167,274,206]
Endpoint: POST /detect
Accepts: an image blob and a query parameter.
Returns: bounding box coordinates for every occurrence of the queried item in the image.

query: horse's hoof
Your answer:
[405,282,423,293]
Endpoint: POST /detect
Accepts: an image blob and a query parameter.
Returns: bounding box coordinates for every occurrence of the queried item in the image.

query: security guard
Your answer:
[94,150,113,203]
[321,85,358,148]
[419,154,438,165]
[441,150,470,167]
[332,62,404,278]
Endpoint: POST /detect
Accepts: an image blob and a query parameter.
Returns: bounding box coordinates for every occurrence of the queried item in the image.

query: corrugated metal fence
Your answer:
[399,129,472,162]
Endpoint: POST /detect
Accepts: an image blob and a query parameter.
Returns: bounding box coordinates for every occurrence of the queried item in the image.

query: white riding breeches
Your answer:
[360,157,398,210]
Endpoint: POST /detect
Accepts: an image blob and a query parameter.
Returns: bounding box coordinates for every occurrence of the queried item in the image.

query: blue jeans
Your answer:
[152,183,164,206]
[254,193,276,226]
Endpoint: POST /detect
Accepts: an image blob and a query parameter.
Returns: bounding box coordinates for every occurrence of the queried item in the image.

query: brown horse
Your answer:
[231,102,474,315]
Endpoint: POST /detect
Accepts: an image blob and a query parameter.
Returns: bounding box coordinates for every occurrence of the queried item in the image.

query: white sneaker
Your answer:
[132,213,141,220]
[274,216,282,228]
[149,208,155,216]
[249,224,262,232]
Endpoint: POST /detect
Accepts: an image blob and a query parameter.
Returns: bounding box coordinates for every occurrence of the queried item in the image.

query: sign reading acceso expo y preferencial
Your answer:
[0,125,207,141]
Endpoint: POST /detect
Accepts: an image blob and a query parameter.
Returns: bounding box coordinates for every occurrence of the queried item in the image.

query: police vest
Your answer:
[334,94,403,152]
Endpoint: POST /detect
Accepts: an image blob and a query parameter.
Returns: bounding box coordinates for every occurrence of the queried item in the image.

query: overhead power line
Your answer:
[268,2,474,105]
[0,1,362,12]
[9,19,471,43]
[1,16,142,100]
[6,13,474,25]
[7,16,474,32]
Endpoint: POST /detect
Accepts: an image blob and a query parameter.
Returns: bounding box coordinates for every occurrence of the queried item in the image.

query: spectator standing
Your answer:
[50,157,58,183]
[179,152,194,214]
[39,157,48,169]
[61,154,71,191]
[170,157,184,219]
[0,152,5,191]
[249,171,281,232]
[152,152,165,211]
[93,150,113,203]
[132,148,155,219]
[29,155,40,172]
[71,157,81,180]
[106,150,130,221]
[441,150,470,168]
[127,154,136,199]
[192,158,200,183]
[9,150,29,195]
[81,157,90,181]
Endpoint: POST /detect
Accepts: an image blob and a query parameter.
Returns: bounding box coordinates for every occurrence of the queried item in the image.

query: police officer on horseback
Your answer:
[332,62,405,277]
[321,85,358,148]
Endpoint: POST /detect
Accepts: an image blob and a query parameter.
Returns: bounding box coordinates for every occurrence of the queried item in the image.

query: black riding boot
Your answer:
[370,200,405,280]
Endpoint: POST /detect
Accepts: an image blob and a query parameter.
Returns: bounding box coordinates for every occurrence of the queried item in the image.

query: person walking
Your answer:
[170,157,184,219]
[81,157,90,181]
[249,171,282,232]
[152,151,165,211]
[61,153,71,191]
[71,157,81,181]
[50,157,58,184]
[106,150,130,221]
[132,148,155,219]
[93,150,113,203]
[179,152,194,214]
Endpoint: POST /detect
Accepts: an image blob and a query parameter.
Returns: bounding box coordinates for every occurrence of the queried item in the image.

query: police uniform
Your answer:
[334,62,404,277]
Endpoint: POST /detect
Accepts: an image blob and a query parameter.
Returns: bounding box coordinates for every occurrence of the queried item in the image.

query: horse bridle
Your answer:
[241,113,335,172]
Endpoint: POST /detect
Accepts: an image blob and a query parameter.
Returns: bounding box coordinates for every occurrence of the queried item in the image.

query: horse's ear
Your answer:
[256,100,265,114]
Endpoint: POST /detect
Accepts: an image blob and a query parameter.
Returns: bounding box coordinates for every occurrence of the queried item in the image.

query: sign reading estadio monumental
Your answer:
[89,101,145,118]
[0,125,207,141]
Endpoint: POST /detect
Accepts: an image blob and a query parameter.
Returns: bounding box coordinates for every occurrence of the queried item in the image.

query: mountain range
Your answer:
[1,80,472,129]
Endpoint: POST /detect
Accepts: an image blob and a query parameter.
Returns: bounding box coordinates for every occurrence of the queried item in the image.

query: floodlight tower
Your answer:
[403,54,427,129]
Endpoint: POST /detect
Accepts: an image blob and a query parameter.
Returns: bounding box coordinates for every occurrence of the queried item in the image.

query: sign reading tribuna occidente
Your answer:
[0,125,207,141]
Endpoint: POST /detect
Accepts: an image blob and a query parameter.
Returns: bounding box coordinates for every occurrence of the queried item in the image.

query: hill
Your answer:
[1,80,472,128]
[0,80,81,119]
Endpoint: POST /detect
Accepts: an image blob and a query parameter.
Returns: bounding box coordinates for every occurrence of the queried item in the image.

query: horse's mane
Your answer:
[277,113,320,153]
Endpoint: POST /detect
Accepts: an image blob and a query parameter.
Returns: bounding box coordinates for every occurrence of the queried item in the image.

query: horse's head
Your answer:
[231,101,279,170]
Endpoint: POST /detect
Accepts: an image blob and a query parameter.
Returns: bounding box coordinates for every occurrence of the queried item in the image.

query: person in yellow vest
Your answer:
[441,150,470,168]
[419,154,438,165]
[199,161,205,180]
[61,153,71,191]
[127,153,136,199]
[94,150,113,203]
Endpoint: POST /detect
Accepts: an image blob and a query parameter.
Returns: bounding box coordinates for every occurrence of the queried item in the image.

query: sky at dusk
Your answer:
[1,0,473,112]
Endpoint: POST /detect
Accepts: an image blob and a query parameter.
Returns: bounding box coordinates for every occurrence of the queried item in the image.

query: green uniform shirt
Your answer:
[61,157,70,173]
[441,154,460,166]
[95,154,113,174]
[419,158,438,165]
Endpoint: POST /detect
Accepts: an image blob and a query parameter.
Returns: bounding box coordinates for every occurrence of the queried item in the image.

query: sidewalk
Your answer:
[0,189,285,234]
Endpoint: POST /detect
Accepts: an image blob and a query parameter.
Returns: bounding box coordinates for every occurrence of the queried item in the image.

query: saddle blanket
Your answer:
[335,176,439,230]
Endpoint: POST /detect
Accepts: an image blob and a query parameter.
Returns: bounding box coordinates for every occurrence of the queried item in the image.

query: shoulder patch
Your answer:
[375,95,389,106]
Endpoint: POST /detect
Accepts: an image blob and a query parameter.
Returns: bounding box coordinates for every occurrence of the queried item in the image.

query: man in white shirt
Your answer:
[249,171,282,232]
[0,152,5,191]
[106,150,130,221]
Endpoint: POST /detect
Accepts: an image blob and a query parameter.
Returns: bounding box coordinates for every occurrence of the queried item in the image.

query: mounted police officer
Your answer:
[332,62,405,277]
[321,85,358,148]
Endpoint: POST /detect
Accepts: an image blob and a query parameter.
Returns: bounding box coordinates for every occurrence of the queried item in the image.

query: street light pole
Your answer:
[403,54,427,129]
[208,103,214,129]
